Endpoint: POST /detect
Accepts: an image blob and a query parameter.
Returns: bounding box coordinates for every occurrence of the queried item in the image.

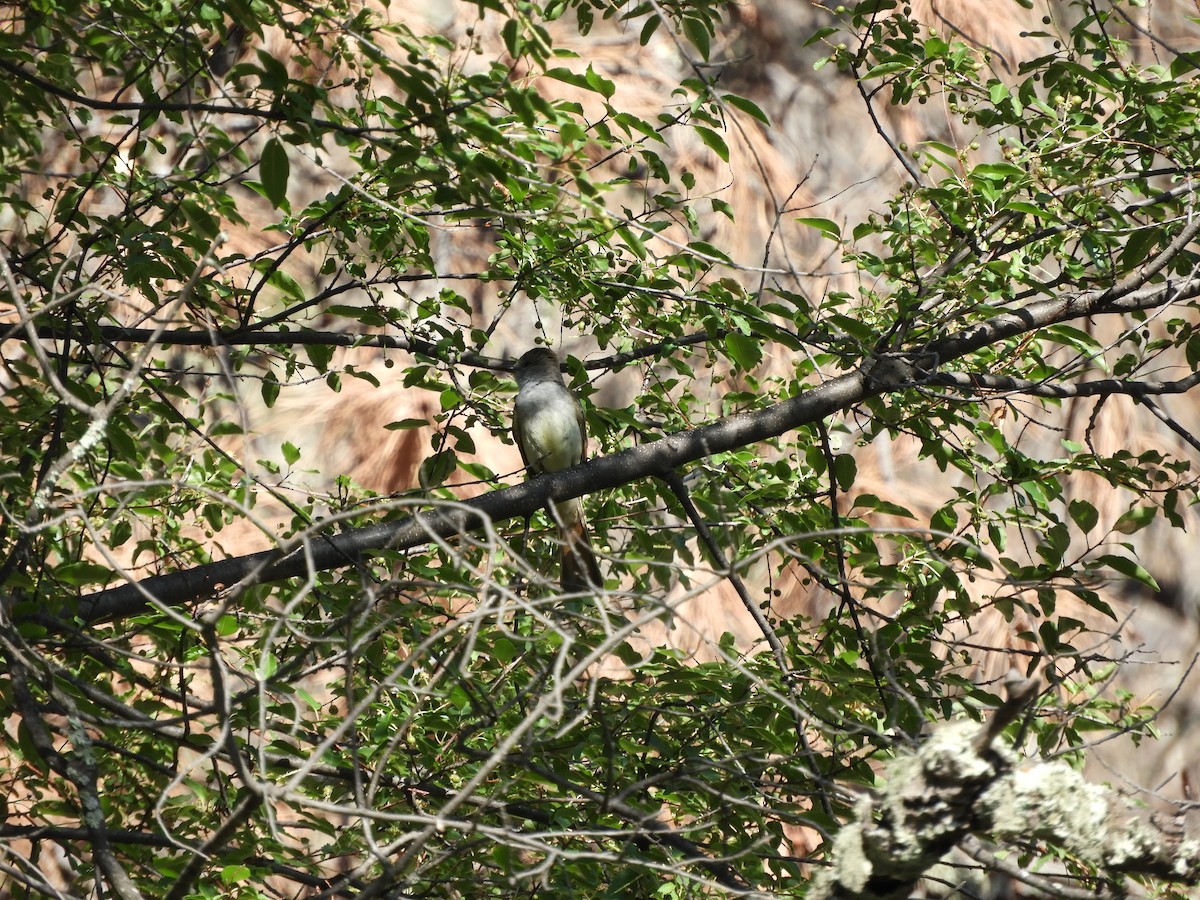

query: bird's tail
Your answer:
[553,498,603,592]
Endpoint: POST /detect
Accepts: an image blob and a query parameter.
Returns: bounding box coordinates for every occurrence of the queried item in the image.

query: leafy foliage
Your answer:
[0,0,1198,896]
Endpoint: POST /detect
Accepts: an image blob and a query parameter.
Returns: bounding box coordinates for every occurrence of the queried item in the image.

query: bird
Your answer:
[512,347,603,591]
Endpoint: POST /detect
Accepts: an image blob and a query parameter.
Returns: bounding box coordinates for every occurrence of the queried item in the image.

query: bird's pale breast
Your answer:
[515,381,583,473]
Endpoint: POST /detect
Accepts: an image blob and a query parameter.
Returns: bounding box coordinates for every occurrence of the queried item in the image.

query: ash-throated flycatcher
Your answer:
[512,347,603,591]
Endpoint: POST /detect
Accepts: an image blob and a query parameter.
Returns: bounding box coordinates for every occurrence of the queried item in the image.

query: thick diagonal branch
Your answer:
[811,677,1200,899]
[42,273,1200,630]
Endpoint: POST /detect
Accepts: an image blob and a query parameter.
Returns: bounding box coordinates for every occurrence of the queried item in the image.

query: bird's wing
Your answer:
[513,397,534,472]
[575,395,587,464]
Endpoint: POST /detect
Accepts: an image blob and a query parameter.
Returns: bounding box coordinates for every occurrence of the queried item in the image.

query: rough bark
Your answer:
[811,691,1200,899]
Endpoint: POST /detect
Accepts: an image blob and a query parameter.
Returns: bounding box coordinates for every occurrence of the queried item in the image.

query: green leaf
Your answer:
[1068,499,1098,533]
[220,865,252,884]
[109,520,132,548]
[849,494,915,518]
[281,441,301,465]
[55,561,115,587]
[682,17,710,61]
[804,26,841,47]
[440,387,463,411]
[724,331,761,370]
[694,126,729,162]
[1113,506,1155,535]
[267,269,306,303]
[260,137,290,209]
[969,162,1027,182]
[261,373,280,409]
[1097,554,1160,591]
[852,220,881,241]
[931,504,958,535]
[617,225,647,258]
[1170,53,1199,79]
[1045,324,1103,358]
[501,18,523,57]
[638,14,662,45]
[546,67,589,91]
[1006,201,1059,221]
[833,453,857,491]
[420,450,457,488]
[16,719,46,771]
[584,63,615,99]
[385,418,429,431]
[258,650,278,680]
[687,240,733,264]
[723,94,770,125]
[306,343,335,374]
[796,217,842,241]
[861,60,913,79]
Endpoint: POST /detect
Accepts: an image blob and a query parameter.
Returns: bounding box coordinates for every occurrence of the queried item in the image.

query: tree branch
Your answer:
[918,274,1200,365]
[810,675,1200,899]
[37,367,866,629]
[10,324,720,374]
[0,56,385,138]
[39,272,1200,631]
[925,369,1200,398]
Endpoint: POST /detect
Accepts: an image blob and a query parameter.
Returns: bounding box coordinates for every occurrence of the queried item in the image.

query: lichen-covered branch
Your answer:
[812,680,1200,899]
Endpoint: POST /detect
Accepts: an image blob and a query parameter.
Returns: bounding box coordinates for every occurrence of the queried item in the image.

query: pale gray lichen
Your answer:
[809,716,1200,899]
[1175,841,1200,877]
[982,761,1110,859]
[822,820,871,894]
[811,722,1006,899]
